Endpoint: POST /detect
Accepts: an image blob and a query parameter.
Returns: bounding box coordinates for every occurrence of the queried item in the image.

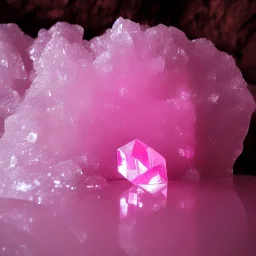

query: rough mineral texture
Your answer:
[0,0,255,84]
[0,24,32,136]
[0,18,254,202]
[0,0,255,176]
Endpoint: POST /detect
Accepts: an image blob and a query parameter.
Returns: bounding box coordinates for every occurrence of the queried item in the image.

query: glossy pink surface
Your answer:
[0,176,255,256]
[117,139,167,187]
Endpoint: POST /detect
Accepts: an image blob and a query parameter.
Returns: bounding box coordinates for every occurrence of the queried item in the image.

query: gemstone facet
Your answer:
[117,139,167,185]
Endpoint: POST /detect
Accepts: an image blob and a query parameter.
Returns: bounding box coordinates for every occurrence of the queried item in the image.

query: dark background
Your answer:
[0,0,255,175]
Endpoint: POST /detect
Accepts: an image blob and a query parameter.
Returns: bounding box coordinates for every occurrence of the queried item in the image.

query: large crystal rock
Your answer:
[0,18,254,202]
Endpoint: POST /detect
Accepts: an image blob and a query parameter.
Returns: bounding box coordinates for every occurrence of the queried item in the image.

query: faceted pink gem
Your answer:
[117,139,167,185]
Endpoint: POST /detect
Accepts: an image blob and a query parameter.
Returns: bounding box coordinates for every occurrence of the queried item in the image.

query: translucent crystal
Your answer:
[117,139,167,185]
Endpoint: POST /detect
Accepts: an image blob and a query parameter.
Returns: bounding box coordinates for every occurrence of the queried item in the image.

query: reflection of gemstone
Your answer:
[119,184,168,219]
[117,139,168,185]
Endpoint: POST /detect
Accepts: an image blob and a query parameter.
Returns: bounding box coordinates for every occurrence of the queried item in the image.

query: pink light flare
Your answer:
[117,139,168,187]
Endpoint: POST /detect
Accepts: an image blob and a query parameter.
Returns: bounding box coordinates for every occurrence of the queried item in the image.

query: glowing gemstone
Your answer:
[117,139,167,185]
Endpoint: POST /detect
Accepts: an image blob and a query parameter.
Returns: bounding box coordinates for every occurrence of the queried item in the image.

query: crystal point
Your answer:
[117,139,167,185]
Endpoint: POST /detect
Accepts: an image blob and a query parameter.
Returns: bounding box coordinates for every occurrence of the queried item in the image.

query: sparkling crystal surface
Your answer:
[0,17,255,202]
[117,139,167,185]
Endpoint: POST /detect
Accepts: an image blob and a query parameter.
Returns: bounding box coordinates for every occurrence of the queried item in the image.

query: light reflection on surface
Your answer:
[119,184,168,255]
[0,177,255,256]
[119,183,167,219]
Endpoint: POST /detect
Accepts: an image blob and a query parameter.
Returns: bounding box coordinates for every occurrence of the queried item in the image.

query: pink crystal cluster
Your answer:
[0,18,254,201]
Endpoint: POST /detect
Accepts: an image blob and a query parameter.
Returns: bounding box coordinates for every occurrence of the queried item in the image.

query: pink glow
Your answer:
[117,139,167,186]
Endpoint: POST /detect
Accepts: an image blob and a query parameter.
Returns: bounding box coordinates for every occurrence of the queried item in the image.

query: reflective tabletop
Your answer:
[0,176,255,256]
